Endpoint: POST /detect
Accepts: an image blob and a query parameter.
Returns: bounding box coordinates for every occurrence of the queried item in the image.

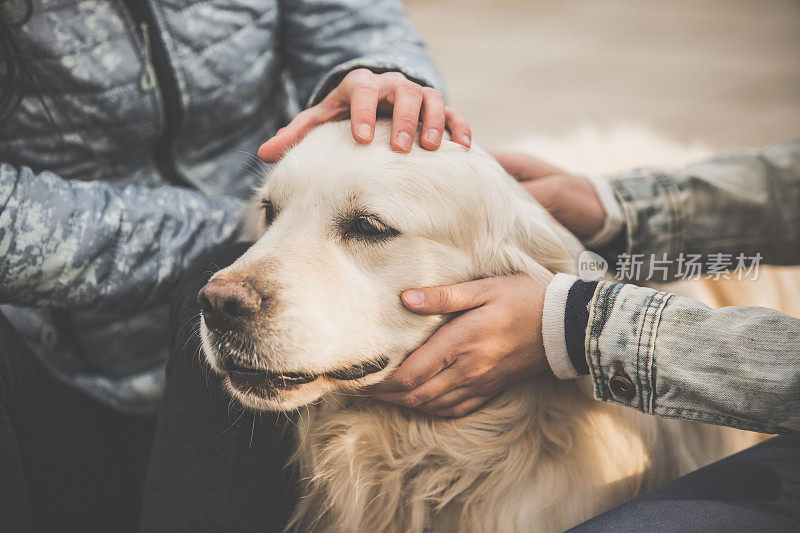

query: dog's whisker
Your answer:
[282,410,301,432]
[240,165,264,180]
[216,400,246,438]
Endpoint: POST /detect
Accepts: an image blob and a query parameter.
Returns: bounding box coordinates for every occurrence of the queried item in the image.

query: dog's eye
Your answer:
[347,214,398,240]
[354,215,383,236]
[261,200,276,226]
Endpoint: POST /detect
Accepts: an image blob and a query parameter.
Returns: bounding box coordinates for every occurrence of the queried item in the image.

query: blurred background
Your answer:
[404,0,800,152]
[405,0,800,312]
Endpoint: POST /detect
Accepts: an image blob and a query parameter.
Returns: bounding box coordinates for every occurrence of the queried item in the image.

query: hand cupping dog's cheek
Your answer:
[369,274,551,417]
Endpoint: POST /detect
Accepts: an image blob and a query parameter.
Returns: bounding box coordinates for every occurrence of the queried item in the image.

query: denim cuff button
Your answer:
[609,373,636,401]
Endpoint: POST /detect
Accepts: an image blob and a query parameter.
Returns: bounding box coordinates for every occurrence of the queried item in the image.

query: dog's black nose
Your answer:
[197,278,262,329]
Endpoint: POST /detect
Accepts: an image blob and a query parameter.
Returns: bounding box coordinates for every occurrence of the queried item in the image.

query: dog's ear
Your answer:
[465,148,583,278]
[489,190,584,277]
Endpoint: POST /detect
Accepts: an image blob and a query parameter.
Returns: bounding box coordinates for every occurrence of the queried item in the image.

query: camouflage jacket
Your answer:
[0,0,442,413]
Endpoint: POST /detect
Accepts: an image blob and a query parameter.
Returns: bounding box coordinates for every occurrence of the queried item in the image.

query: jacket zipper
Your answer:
[138,23,157,92]
[125,0,192,188]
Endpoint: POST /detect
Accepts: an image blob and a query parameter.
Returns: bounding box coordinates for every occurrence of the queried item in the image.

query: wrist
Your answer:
[582,174,624,248]
[541,274,597,379]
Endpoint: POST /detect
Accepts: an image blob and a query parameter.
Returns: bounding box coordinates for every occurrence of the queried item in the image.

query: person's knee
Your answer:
[0,314,27,410]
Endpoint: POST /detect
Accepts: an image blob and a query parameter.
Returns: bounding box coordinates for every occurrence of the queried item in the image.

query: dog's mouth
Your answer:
[225,357,390,393]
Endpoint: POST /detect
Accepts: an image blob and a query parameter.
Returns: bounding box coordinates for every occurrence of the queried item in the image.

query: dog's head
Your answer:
[198,121,582,410]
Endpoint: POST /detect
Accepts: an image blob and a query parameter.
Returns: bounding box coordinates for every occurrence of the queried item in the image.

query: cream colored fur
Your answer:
[203,121,757,532]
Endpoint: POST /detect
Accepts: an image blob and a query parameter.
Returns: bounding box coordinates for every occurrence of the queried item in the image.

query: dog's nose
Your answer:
[197,278,262,328]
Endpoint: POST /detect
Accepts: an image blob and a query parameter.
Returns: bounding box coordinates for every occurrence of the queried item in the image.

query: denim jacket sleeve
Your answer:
[602,136,800,279]
[586,280,800,435]
[279,0,444,107]
[0,163,243,313]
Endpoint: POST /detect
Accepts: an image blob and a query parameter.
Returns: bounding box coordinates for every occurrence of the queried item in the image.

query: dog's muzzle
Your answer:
[198,277,391,394]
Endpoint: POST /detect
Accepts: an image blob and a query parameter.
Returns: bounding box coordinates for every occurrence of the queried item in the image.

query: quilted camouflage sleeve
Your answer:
[279,0,444,107]
[0,163,243,313]
[603,136,800,280]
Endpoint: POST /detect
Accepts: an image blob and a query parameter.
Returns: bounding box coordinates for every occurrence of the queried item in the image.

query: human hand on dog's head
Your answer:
[258,69,471,162]
[365,273,553,418]
[493,152,606,239]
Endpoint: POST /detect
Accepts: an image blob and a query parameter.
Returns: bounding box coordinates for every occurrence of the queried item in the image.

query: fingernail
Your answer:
[425,129,442,145]
[396,131,412,151]
[403,289,425,307]
[461,134,471,147]
[357,123,372,140]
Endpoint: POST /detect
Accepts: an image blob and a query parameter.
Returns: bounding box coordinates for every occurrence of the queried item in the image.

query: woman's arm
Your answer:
[546,275,800,435]
[0,163,242,313]
[278,0,443,110]
[369,273,800,435]
[607,135,800,278]
[498,136,800,279]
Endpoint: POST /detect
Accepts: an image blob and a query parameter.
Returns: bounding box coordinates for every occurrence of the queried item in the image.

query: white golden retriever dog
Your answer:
[198,120,754,532]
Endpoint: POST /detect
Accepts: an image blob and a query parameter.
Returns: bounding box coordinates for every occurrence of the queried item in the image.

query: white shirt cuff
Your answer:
[582,174,624,248]
[541,273,581,379]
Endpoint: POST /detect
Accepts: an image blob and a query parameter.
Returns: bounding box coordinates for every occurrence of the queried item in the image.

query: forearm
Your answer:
[280,0,444,106]
[543,274,800,435]
[0,163,243,312]
[600,136,800,279]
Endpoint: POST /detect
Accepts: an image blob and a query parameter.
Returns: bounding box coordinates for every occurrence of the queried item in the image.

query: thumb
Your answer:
[401,279,493,315]
[257,108,323,162]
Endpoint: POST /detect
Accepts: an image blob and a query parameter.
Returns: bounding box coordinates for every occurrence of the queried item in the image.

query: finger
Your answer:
[342,71,379,144]
[444,107,471,149]
[258,108,324,162]
[418,385,476,412]
[491,151,564,181]
[401,278,495,315]
[419,87,446,151]
[423,395,492,418]
[390,81,423,153]
[374,365,463,409]
[367,317,470,393]
[376,71,407,103]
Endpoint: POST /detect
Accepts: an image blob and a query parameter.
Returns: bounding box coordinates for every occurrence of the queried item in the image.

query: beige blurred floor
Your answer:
[405,0,800,151]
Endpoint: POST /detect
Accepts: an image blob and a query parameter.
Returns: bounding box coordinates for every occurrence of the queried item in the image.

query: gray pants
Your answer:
[571,437,800,532]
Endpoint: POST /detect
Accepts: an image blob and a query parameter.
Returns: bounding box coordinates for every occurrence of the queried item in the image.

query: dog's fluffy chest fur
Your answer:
[289,377,748,532]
